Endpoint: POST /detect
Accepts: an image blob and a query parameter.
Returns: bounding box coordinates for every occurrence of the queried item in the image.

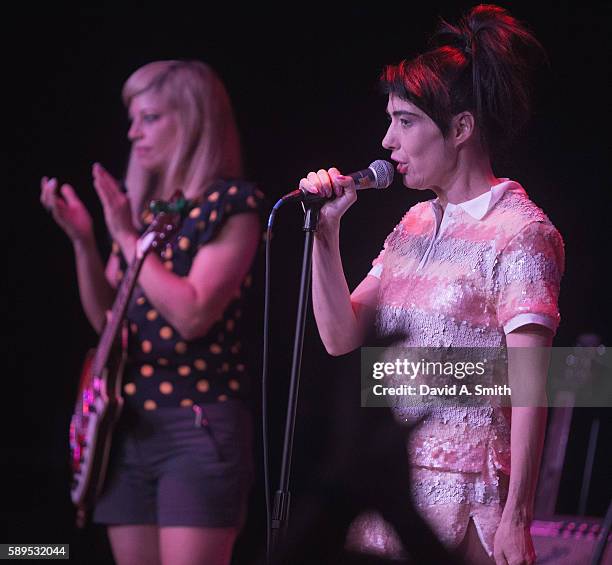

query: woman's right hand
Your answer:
[299,167,357,229]
[40,176,94,244]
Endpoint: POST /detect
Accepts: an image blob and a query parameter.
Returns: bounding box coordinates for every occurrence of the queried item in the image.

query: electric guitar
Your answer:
[69,199,186,526]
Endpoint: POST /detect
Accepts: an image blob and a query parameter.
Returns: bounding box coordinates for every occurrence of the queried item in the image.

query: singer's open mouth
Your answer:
[397,163,409,174]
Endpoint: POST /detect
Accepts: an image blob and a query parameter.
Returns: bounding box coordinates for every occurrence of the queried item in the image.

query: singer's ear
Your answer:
[451,111,476,147]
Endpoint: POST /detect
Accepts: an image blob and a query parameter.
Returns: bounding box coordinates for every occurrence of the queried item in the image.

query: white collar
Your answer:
[433,179,526,221]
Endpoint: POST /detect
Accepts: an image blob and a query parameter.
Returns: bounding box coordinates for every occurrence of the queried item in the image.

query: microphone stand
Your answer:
[270,201,323,555]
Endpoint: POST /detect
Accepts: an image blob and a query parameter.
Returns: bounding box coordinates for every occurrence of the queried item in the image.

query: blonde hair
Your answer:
[122,60,242,224]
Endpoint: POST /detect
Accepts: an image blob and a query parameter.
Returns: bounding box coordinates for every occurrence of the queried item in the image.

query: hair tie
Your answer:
[462,31,474,56]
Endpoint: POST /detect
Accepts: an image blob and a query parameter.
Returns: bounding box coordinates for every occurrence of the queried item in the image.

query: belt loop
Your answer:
[193,404,224,461]
[193,404,203,428]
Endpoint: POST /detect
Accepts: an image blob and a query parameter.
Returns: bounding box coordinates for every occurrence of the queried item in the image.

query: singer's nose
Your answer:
[382,123,397,151]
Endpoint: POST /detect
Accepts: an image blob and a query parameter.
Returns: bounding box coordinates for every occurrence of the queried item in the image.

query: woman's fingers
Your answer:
[40,176,58,209]
[40,177,49,208]
[300,168,339,198]
[93,162,122,208]
[40,176,49,205]
[316,169,333,197]
[94,162,120,192]
[335,174,357,196]
[52,195,68,218]
[299,171,322,195]
[328,167,356,197]
[60,183,80,205]
[328,167,342,196]
[298,177,312,192]
[300,167,355,200]
[305,170,322,194]
[92,163,114,209]
[92,163,108,195]
[494,547,509,565]
[41,178,85,217]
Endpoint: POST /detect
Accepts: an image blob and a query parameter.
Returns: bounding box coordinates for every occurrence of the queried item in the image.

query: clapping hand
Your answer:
[40,176,94,244]
[91,162,136,245]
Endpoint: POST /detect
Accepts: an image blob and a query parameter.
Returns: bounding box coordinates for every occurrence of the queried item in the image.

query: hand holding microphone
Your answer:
[294,160,394,224]
[299,167,358,222]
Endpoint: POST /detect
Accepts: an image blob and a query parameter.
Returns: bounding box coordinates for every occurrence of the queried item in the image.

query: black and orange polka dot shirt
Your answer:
[113,179,266,411]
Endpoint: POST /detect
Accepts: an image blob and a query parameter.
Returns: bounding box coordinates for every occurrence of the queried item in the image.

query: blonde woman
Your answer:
[41,60,265,565]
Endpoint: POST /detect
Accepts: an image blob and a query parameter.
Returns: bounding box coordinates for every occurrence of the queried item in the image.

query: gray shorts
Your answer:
[93,400,253,528]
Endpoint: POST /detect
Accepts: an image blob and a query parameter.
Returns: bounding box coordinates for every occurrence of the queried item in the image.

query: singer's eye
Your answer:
[143,113,161,123]
[400,119,412,127]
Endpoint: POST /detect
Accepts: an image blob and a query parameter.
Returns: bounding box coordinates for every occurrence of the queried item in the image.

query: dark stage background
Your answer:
[5,2,611,563]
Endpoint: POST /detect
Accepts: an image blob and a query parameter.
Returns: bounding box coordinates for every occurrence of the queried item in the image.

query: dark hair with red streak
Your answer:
[381,4,546,156]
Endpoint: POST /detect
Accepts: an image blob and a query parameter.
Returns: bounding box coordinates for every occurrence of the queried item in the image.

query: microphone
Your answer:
[280,160,395,204]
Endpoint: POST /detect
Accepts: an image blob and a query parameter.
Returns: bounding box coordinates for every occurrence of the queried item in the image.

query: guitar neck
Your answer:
[87,208,183,379]
[92,252,148,377]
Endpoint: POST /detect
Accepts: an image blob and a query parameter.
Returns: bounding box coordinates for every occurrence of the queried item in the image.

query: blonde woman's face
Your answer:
[128,91,179,172]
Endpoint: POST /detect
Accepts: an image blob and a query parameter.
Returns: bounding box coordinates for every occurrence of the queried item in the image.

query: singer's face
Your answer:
[128,91,179,172]
[382,95,455,191]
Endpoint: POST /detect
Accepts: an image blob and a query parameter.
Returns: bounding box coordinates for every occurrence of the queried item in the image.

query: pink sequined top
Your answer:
[349,180,564,556]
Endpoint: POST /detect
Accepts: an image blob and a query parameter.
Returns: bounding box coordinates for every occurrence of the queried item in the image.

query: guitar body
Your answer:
[70,324,127,520]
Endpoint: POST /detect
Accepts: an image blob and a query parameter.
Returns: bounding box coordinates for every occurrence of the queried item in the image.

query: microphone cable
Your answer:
[261,198,284,562]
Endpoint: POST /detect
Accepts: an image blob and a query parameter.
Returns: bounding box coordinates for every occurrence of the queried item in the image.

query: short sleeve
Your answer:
[192,181,267,249]
[368,245,386,279]
[495,221,564,334]
[216,182,266,220]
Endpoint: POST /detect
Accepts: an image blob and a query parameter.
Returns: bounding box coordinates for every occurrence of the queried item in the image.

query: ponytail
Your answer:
[382,5,546,155]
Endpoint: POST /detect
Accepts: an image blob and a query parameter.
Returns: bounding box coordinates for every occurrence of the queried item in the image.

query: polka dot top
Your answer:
[112,179,266,411]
